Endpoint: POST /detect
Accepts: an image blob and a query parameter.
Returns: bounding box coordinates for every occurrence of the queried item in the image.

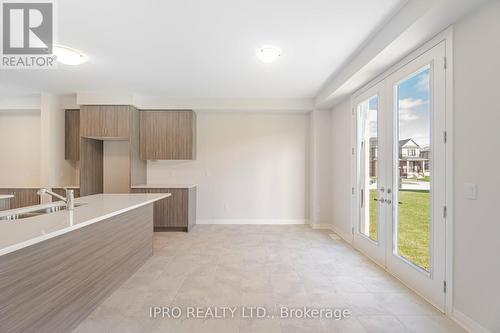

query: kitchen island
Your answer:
[0,193,170,333]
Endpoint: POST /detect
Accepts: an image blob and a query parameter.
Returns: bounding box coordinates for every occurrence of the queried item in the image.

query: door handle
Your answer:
[386,199,392,205]
[374,198,385,203]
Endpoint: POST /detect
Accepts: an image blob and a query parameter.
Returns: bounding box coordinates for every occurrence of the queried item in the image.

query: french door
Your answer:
[354,42,447,311]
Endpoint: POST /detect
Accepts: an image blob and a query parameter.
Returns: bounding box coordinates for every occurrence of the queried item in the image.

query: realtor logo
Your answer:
[1,1,56,68]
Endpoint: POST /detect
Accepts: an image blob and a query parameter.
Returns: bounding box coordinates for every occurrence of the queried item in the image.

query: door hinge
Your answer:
[352,108,355,116]
[443,280,447,293]
[444,57,447,70]
[444,131,448,144]
[352,148,355,155]
[352,226,354,235]
[443,206,447,219]
[352,187,355,195]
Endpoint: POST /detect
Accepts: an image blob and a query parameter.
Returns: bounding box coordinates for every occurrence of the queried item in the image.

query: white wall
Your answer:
[0,94,78,191]
[327,2,500,331]
[330,98,353,241]
[148,112,309,224]
[452,2,500,332]
[0,110,41,186]
[309,109,333,227]
[39,93,78,188]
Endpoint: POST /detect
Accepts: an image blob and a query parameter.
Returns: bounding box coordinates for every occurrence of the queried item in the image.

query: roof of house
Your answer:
[399,138,420,148]
[369,138,421,148]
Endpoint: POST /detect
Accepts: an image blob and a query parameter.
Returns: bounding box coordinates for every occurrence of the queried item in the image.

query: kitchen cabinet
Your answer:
[0,197,11,211]
[80,105,134,139]
[65,109,80,160]
[130,186,196,231]
[139,110,196,160]
[0,189,40,209]
[79,105,146,196]
[51,187,81,201]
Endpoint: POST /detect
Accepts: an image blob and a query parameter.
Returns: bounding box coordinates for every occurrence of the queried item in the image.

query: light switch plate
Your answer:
[464,183,477,200]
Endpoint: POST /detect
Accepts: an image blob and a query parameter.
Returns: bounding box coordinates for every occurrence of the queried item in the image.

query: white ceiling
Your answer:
[0,0,404,99]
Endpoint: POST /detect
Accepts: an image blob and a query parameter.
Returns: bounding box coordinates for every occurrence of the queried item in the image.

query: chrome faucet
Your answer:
[37,188,75,211]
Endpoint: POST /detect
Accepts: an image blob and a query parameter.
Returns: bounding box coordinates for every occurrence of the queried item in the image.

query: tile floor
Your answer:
[73,225,465,333]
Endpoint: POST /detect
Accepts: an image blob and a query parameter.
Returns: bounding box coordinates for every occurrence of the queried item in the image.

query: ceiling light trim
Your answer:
[256,46,281,63]
[53,45,89,66]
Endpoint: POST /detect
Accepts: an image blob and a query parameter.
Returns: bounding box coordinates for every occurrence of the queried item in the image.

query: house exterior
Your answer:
[369,138,430,179]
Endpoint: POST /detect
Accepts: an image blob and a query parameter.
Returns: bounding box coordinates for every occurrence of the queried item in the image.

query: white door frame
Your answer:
[350,27,454,315]
[385,42,446,310]
[352,81,387,266]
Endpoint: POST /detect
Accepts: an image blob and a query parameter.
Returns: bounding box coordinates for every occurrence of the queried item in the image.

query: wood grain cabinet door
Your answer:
[140,110,196,160]
[65,109,80,160]
[159,188,188,227]
[0,199,10,211]
[130,188,190,229]
[0,189,40,209]
[80,105,132,139]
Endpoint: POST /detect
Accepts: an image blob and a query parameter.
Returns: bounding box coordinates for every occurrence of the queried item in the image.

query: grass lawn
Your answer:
[369,190,378,240]
[369,189,430,271]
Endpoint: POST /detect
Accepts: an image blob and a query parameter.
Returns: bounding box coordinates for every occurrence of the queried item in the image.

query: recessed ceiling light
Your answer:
[53,45,88,65]
[257,46,281,63]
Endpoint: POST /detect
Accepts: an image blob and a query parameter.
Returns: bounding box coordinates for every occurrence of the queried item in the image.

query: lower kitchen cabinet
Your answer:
[0,189,40,209]
[0,198,11,211]
[131,186,196,232]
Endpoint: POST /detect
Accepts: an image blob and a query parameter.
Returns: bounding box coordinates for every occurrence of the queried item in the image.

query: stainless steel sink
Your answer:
[0,203,85,221]
[4,212,45,219]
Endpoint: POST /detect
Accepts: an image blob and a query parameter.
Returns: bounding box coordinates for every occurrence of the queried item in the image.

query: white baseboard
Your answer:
[196,219,307,225]
[451,308,491,333]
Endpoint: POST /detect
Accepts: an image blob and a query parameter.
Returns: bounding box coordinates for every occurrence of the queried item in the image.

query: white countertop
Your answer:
[0,195,14,200]
[51,185,80,189]
[0,193,170,257]
[0,186,41,189]
[131,184,197,189]
[0,186,79,189]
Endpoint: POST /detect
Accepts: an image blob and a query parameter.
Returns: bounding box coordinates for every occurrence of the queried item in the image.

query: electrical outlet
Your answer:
[464,183,477,200]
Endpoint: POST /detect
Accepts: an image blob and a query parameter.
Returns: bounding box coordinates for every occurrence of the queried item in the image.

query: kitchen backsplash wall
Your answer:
[148,111,310,224]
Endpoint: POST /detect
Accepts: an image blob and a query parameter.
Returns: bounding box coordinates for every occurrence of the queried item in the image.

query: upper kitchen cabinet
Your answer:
[65,109,80,160]
[140,110,196,160]
[80,105,135,139]
[78,105,146,196]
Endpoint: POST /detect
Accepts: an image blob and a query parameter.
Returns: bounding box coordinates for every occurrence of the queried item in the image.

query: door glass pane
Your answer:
[358,95,379,242]
[394,65,431,271]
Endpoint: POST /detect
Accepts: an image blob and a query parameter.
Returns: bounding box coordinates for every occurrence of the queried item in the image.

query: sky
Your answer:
[397,66,431,147]
[363,65,431,148]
